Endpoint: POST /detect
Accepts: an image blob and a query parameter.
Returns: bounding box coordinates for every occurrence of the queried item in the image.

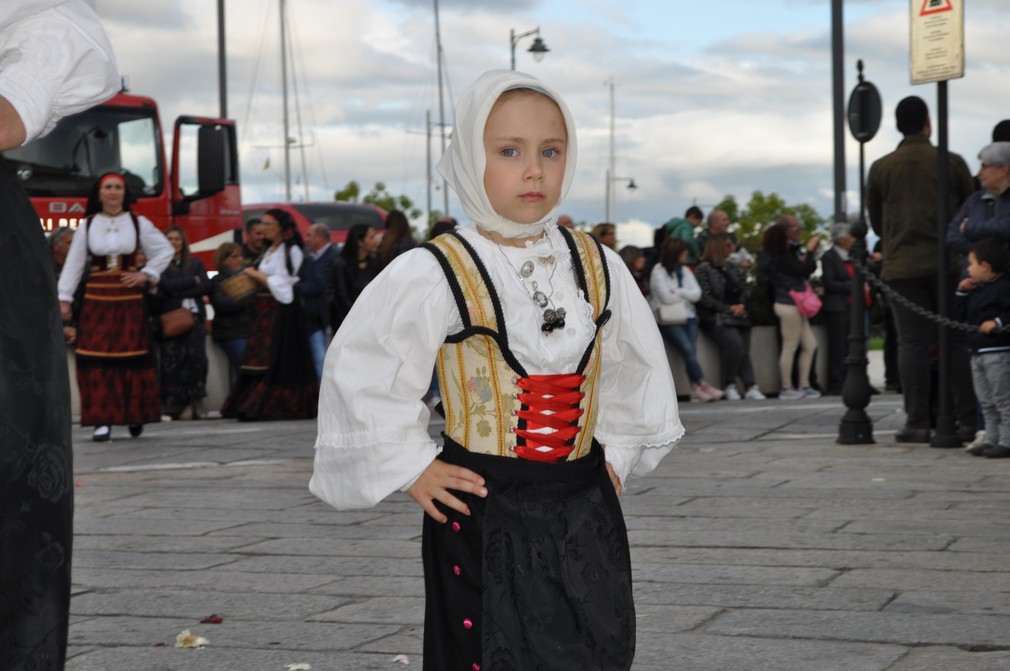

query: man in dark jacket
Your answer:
[300,223,339,378]
[867,95,976,444]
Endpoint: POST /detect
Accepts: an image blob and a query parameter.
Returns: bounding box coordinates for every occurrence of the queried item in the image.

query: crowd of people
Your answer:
[51,183,432,436]
[591,97,1010,462]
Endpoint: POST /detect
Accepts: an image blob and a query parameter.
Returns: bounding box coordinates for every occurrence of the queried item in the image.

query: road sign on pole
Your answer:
[910,0,964,85]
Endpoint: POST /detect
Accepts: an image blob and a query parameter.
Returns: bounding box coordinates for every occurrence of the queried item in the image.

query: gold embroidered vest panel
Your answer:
[423,229,611,460]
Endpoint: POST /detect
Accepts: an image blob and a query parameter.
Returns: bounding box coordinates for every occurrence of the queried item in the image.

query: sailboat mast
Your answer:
[280,0,291,201]
[434,0,448,216]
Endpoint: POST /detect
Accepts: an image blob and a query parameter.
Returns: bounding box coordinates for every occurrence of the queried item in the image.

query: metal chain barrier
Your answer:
[849,251,1010,334]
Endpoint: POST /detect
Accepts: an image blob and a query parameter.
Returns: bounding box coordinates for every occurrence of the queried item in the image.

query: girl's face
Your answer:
[167,230,184,255]
[678,249,689,265]
[99,178,126,212]
[482,92,567,225]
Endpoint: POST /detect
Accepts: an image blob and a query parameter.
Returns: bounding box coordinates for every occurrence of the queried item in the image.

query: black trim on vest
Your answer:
[558,226,613,375]
[420,233,529,379]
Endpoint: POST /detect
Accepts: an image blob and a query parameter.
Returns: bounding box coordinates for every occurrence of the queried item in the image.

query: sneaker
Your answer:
[778,388,805,401]
[802,387,822,399]
[724,385,742,401]
[93,425,111,442]
[985,445,1010,459]
[744,386,766,400]
[690,385,711,403]
[967,442,993,457]
[965,430,987,452]
[699,381,724,401]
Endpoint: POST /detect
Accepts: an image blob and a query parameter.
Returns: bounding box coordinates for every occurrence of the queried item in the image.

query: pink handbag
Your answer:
[789,282,822,318]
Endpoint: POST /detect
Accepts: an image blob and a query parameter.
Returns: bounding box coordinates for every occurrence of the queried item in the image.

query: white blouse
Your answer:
[310,224,684,511]
[650,263,702,320]
[57,212,174,302]
[257,243,303,305]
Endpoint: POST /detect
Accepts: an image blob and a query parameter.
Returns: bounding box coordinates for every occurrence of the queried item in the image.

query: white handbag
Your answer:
[656,301,689,325]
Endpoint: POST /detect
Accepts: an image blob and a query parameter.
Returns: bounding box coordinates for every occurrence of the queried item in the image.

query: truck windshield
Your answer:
[2,106,162,199]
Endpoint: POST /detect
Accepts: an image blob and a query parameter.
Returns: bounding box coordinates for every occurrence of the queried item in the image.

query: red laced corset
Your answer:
[513,374,586,463]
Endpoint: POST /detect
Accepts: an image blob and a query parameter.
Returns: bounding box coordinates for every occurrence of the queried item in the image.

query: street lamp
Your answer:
[605,170,636,224]
[510,27,550,70]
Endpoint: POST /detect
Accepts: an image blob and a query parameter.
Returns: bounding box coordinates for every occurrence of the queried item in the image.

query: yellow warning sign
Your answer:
[910,0,963,85]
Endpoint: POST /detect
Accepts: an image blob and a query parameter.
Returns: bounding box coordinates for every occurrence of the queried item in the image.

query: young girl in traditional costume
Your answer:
[310,70,683,670]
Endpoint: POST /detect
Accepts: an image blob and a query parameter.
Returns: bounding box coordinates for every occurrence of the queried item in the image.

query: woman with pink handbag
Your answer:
[759,216,822,400]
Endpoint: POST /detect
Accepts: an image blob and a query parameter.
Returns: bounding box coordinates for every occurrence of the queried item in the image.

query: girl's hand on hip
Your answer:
[408,460,487,523]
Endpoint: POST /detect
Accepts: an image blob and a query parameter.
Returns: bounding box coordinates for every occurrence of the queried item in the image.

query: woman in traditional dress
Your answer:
[157,226,211,419]
[221,208,317,420]
[58,172,174,441]
[311,70,683,670]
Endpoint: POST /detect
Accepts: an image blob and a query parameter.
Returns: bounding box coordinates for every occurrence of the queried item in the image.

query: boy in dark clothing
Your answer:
[957,238,1010,457]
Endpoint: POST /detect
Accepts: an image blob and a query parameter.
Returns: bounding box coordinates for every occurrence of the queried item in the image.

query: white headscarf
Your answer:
[436,69,578,240]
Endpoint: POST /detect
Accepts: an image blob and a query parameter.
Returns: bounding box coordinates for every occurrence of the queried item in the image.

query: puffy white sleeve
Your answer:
[0,0,119,143]
[137,215,173,282]
[266,245,303,305]
[57,216,89,302]
[595,247,684,485]
[310,248,461,510]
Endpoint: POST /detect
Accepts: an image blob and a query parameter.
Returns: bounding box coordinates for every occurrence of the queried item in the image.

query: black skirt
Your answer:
[422,437,635,671]
[0,159,74,669]
[221,294,318,420]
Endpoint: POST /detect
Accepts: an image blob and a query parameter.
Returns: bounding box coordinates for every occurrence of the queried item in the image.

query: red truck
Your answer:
[3,91,242,266]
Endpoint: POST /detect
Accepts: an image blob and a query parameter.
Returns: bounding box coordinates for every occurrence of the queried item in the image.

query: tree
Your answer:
[713,191,827,253]
[334,180,422,221]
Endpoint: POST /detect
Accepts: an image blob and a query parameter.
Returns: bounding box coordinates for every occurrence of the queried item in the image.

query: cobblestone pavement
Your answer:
[66,391,1010,670]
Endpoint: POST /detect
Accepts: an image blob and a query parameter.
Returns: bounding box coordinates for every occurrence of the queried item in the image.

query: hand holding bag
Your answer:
[789,281,822,319]
[656,301,689,325]
[159,307,196,338]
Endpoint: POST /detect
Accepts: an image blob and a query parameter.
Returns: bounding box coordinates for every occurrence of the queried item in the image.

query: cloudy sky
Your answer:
[94,0,1007,243]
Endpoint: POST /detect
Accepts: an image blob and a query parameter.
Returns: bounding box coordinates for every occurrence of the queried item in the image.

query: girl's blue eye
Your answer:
[501,147,518,158]
[542,148,559,158]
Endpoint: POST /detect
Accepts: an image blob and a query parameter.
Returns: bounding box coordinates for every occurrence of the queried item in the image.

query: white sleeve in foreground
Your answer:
[595,247,685,481]
[309,249,460,510]
[0,1,119,143]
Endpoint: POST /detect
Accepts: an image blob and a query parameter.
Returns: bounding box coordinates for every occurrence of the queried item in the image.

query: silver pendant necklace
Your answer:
[497,237,566,334]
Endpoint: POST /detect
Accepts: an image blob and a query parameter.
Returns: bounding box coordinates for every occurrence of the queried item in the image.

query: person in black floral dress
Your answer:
[0,3,119,669]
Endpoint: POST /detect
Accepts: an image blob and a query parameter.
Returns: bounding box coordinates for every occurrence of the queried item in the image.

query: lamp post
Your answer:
[603,77,635,222]
[605,170,636,224]
[510,27,549,70]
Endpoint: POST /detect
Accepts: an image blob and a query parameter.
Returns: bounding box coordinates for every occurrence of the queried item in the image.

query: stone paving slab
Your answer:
[67,648,409,671]
[72,588,347,621]
[632,546,1010,572]
[632,632,907,671]
[707,608,1010,647]
[73,567,337,594]
[632,582,893,611]
[886,647,1010,670]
